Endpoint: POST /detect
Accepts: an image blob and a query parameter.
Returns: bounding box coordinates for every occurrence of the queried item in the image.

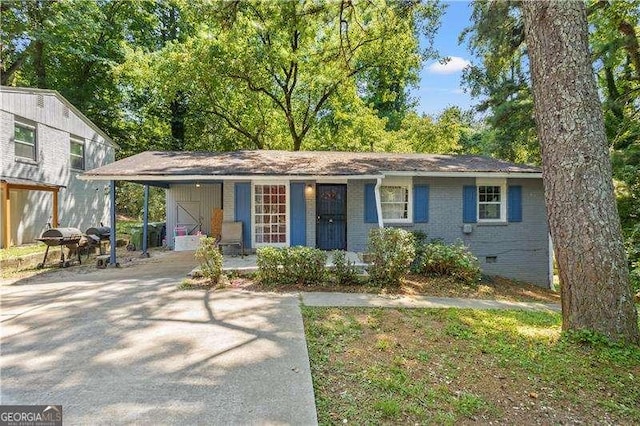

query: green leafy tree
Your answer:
[146,0,442,151]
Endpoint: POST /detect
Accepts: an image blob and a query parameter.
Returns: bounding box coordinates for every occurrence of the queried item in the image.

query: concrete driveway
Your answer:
[0,252,317,425]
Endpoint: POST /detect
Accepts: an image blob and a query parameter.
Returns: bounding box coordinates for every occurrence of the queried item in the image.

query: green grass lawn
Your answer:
[0,243,49,261]
[303,307,640,425]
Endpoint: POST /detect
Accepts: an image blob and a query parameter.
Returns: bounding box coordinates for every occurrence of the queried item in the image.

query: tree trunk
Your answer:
[34,40,46,88]
[522,1,639,344]
[170,92,187,151]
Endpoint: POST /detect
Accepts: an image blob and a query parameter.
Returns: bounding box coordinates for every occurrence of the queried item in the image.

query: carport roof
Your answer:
[81,150,541,181]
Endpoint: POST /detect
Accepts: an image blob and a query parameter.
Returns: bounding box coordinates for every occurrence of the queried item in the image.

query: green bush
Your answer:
[331,250,360,285]
[195,237,223,283]
[256,247,285,285]
[367,227,415,287]
[410,230,429,273]
[257,246,327,286]
[416,241,481,285]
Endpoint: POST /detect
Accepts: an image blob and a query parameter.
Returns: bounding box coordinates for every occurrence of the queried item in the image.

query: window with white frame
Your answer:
[254,183,288,245]
[477,179,506,221]
[70,137,85,170]
[380,178,412,223]
[14,122,36,160]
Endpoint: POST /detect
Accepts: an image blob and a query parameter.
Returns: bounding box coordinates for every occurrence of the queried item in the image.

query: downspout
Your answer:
[374,177,384,229]
[142,184,149,258]
[108,180,119,267]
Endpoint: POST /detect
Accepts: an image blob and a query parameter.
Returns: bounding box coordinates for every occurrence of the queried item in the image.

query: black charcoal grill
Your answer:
[36,227,83,268]
[85,226,111,254]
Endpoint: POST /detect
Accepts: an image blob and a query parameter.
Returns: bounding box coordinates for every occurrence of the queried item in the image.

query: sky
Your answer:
[412,1,476,117]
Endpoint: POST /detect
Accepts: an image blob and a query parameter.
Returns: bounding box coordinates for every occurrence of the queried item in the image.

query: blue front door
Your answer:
[316,184,347,250]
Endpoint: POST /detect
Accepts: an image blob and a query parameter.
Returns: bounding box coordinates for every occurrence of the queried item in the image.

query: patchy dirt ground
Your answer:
[304,307,640,425]
[234,274,560,303]
[0,247,175,284]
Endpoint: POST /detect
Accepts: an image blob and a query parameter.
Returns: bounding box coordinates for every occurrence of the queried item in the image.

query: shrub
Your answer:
[256,246,285,285]
[194,237,223,283]
[257,246,327,286]
[367,227,415,287]
[284,247,327,286]
[416,241,481,285]
[331,250,360,285]
[410,230,429,273]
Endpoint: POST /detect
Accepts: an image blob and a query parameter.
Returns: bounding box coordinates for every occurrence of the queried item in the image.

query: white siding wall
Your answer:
[0,90,115,246]
[165,183,222,248]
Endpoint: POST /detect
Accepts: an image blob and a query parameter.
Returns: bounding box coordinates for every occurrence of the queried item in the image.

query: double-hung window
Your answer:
[380,177,412,223]
[70,137,85,170]
[14,121,36,161]
[254,183,288,246]
[477,179,506,222]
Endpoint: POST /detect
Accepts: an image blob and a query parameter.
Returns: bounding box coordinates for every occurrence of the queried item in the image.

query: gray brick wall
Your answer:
[345,177,551,287]
[170,175,550,287]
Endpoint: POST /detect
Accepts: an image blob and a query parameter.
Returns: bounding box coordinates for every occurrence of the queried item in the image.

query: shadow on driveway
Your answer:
[0,251,317,425]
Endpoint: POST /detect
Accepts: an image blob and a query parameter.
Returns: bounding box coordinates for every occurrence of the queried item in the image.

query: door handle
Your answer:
[329,219,333,223]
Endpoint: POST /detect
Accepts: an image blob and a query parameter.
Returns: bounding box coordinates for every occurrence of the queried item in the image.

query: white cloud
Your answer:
[427,56,471,75]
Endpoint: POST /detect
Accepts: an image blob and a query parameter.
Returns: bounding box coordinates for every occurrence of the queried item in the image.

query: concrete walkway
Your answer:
[1,252,317,425]
[301,292,561,312]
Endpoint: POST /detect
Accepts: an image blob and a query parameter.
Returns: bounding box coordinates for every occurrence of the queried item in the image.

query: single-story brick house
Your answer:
[81,150,552,287]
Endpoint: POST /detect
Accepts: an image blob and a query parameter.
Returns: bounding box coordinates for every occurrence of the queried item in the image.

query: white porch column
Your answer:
[374,177,384,228]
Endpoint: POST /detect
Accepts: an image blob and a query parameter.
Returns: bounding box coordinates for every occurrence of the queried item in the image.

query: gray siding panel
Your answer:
[165,183,221,248]
[1,91,114,246]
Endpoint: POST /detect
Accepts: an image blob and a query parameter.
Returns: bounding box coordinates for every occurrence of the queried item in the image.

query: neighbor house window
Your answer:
[14,122,36,160]
[70,138,85,170]
[380,178,412,223]
[477,179,506,221]
[254,183,288,246]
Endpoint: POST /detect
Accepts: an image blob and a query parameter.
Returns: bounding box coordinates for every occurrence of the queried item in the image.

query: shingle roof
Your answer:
[82,150,541,179]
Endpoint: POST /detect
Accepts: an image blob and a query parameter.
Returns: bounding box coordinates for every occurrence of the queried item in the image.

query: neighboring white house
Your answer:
[0,86,117,248]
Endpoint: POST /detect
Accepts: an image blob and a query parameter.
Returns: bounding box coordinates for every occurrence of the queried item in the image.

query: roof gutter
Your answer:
[78,174,386,182]
[383,171,542,178]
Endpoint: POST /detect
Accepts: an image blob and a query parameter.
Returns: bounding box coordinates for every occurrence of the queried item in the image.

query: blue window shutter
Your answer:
[234,183,252,248]
[364,183,378,223]
[508,185,523,222]
[413,185,429,223]
[290,182,306,246]
[463,185,477,223]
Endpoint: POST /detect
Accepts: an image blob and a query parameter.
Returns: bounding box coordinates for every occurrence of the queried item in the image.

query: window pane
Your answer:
[70,141,84,156]
[382,203,407,220]
[70,155,84,170]
[15,125,35,144]
[479,203,501,219]
[381,186,406,203]
[15,142,35,160]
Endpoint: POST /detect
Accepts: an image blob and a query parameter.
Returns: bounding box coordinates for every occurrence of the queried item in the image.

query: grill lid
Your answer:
[86,226,111,238]
[41,227,83,239]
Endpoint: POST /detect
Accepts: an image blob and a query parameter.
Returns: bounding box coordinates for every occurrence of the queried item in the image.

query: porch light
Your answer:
[195,183,201,188]
[305,183,314,195]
